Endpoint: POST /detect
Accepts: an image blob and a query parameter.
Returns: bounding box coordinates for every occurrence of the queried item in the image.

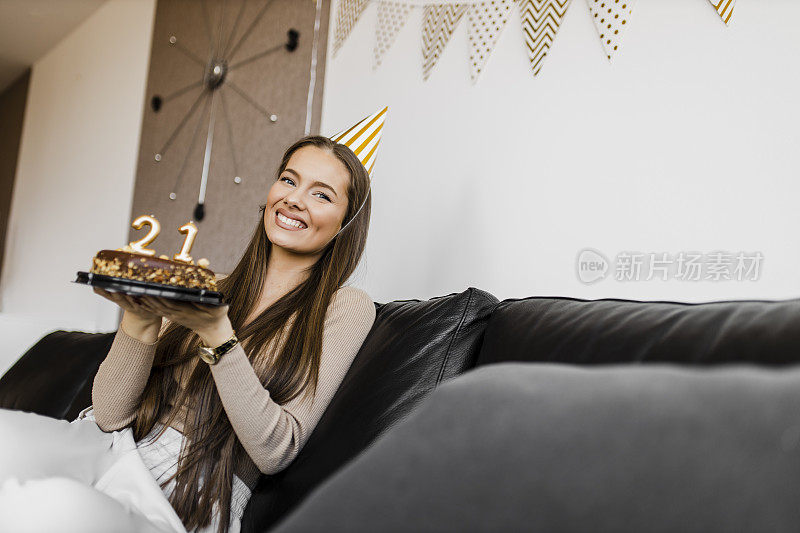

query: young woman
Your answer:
[0,128,381,533]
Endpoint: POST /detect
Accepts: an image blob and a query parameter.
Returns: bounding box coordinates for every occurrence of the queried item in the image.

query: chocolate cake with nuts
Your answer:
[90,249,217,291]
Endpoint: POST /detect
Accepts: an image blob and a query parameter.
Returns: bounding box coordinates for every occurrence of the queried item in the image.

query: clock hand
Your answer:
[171,92,211,201]
[196,90,218,221]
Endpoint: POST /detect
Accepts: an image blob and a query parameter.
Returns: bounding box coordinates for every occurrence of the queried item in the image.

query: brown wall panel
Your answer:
[130,0,330,274]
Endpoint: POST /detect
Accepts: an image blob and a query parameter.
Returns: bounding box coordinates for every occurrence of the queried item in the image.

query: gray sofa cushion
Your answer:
[271,362,800,532]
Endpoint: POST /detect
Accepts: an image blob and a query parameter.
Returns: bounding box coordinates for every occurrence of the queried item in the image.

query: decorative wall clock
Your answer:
[131,0,329,274]
[149,0,299,222]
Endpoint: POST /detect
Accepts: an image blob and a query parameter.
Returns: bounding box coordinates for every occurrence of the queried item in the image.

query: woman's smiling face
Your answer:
[264,145,351,255]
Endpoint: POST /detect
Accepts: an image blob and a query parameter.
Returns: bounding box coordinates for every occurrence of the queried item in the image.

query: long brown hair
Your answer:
[131,135,371,532]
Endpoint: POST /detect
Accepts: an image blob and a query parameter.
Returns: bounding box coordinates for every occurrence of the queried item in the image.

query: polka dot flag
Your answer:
[586,0,636,62]
[468,1,514,84]
[373,1,413,70]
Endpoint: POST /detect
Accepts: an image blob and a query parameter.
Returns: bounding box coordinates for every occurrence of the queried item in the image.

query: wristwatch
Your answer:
[198,333,239,365]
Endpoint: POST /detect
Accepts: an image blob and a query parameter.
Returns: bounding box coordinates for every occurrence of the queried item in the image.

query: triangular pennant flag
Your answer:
[518,0,572,77]
[421,3,469,81]
[707,0,735,25]
[586,0,636,61]
[373,1,414,70]
[467,0,514,84]
[333,0,371,57]
[330,106,389,178]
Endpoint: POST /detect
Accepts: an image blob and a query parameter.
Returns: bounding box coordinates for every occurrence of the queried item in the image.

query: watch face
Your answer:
[199,347,217,364]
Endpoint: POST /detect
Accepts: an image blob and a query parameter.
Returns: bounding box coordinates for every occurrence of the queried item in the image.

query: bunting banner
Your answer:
[374,1,414,69]
[518,0,572,77]
[586,0,636,61]
[708,0,735,25]
[421,4,470,81]
[467,0,514,83]
[331,0,736,81]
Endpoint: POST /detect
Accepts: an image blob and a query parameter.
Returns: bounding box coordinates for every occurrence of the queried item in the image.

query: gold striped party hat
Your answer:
[329,106,388,178]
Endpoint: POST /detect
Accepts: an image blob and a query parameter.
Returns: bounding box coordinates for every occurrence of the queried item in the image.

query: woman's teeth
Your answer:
[277,212,307,229]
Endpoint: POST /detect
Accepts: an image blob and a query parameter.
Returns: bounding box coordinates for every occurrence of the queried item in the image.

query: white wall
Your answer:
[0,0,156,374]
[322,0,800,305]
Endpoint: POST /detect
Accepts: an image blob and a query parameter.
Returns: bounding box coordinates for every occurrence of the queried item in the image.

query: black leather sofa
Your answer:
[3,288,800,532]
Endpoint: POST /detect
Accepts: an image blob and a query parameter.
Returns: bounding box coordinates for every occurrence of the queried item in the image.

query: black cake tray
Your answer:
[74,271,225,306]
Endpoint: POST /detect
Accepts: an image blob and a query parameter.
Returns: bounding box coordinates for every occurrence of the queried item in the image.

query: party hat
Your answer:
[329,106,388,177]
[327,106,387,238]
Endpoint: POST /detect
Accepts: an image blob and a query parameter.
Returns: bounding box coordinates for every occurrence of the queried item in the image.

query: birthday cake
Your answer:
[90,248,217,291]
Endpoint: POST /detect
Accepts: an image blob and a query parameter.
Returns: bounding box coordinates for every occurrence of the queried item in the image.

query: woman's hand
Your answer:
[93,287,163,343]
[135,296,234,348]
[93,287,161,323]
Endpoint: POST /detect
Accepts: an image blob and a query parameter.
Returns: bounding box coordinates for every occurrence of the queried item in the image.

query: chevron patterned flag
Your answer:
[468,0,514,84]
[333,0,371,57]
[517,0,572,77]
[421,3,469,81]
[330,106,388,178]
[586,0,636,61]
[707,0,735,24]
[373,1,414,70]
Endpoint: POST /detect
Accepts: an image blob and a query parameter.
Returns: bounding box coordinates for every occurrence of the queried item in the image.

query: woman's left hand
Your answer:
[137,296,234,347]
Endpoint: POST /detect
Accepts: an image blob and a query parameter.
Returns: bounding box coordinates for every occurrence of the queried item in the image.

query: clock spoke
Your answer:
[225,81,276,122]
[227,0,276,61]
[157,89,208,159]
[201,0,215,57]
[169,36,207,68]
[161,80,204,106]
[214,0,229,58]
[222,0,248,58]
[170,92,211,199]
[228,42,283,72]
[220,90,241,185]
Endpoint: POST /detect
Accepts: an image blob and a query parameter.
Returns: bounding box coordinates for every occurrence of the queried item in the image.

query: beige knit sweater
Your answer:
[90,286,376,490]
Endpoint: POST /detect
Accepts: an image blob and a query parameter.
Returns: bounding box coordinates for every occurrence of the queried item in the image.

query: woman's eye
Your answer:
[281,177,331,202]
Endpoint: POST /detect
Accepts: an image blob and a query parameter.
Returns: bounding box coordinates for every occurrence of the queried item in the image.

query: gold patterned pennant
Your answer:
[468,0,514,84]
[333,0,371,57]
[374,1,414,70]
[707,0,735,25]
[586,0,636,61]
[421,3,469,81]
[518,0,572,77]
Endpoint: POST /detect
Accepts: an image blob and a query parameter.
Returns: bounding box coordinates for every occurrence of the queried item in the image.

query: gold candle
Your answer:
[173,221,198,264]
[128,215,160,256]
